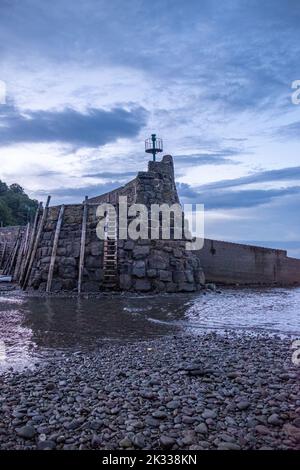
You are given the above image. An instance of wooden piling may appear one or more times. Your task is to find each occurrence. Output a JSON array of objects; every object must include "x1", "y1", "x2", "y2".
[
  {"x1": 0, "y1": 242, "x2": 7, "y2": 271},
  {"x1": 78, "y1": 196, "x2": 88, "y2": 294},
  {"x1": 14, "y1": 223, "x2": 30, "y2": 281},
  {"x1": 8, "y1": 232, "x2": 21, "y2": 276},
  {"x1": 46, "y1": 205, "x2": 65, "y2": 293},
  {"x1": 20, "y1": 202, "x2": 43, "y2": 286},
  {"x1": 22, "y1": 196, "x2": 51, "y2": 289},
  {"x1": 3, "y1": 229, "x2": 21, "y2": 275}
]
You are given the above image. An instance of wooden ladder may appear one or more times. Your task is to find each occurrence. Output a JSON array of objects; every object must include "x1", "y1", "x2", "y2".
[{"x1": 102, "y1": 206, "x2": 118, "y2": 289}]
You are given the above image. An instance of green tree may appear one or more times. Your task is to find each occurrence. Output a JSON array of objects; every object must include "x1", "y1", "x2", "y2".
[{"x1": 0, "y1": 179, "x2": 38, "y2": 226}]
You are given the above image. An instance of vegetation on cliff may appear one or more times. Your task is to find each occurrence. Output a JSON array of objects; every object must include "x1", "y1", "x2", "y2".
[{"x1": 0, "y1": 180, "x2": 38, "y2": 226}]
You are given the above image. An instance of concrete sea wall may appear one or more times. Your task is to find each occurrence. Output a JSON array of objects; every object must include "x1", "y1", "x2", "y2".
[{"x1": 198, "y1": 239, "x2": 300, "y2": 285}]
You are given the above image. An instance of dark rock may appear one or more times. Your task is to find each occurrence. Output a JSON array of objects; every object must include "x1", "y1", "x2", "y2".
[{"x1": 16, "y1": 425, "x2": 36, "y2": 440}]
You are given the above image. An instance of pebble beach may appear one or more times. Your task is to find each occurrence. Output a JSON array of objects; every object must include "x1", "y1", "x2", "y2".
[{"x1": 0, "y1": 332, "x2": 299, "y2": 450}]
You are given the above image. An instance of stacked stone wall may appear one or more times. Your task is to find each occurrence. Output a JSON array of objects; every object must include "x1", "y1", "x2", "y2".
[
  {"x1": 27, "y1": 155, "x2": 205, "y2": 292},
  {"x1": 0, "y1": 226, "x2": 25, "y2": 268}
]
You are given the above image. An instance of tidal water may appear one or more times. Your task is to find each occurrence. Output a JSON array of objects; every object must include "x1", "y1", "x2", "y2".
[{"x1": 0, "y1": 287, "x2": 299, "y2": 371}]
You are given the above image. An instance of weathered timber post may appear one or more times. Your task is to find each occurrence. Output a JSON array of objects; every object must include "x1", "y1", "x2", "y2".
[
  {"x1": 78, "y1": 196, "x2": 88, "y2": 294},
  {"x1": 4, "y1": 229, "x2": 21, "y2": 275},
  {"x1": 46, "y1": 205, "x2": 65, "y2": 293},
  {"x1": 0, "y1": 242, "x2": 7, "y2": 270},
  {"x1": 22, "y1": 196, "x2": 51, "y2": 289},
  {"x1": 14, "y1": 223, "x2": 30, "y2": 281},
  {"x1": 20, "y1": 202, "x2": 43, "y2": 286}
]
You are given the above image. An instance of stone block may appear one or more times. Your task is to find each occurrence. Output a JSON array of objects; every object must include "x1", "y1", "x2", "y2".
[
  {"x1": 51, "y1": 280, "x2": 63, "y2": 292},
  {"x1": 159, "y1": 270, "x2": 172, "y2": 282},
  {"x1": 124, "y1": 240, "x2": 134, "y2": 250},
  {"x1": 82, "y1": 281, "x2": 100, "y2": 292},
  {"x1": 166, "y1": 282, "x2": 177, "y2": 293},
  {"x1": 133, "y1": 245, "x2": 150, "y2": 259},
  {"x1": 60, "y1": 257, "x2": 77, "y2": 267},
  {"x1": 173, "y1": 248, "x2": 183, "y2": 258},
  {"x1": 173, "y1": 271, "x2": 186, "y2": 283},
  {"x1": 132, "y1": 260, "x2": 146, "y2": 278},
  {"x1": 62, "y1": 279, "x2": 76, "y2": 290},
  {"x1": 88, "y1": 269, "x2": 103, "y2": 281},
  {"x1": 119, "y1": 274, "x2": 132, "y2": 290},
  {"x1": 90, "y1": 241, "x2": 103, "y2": 256},
  {"x1": 178, "y1": 282, "x2": 196, "y2": 292},
  {"x1": 195, "y1": 269, "x2": 205, "y2": 285},
  {"x1": 153, "y1": 280, "x2": 166, "y2": 292},
  {"x1": 147, "y1": 269, "x2": 157, "y2": 278},
  {"x1": 186, "y1": 270, "x2": 194, "y2": 283},
  {"x1": 148, "y1": 255, "x2": 167, "y2": 270},
  {"x1": 58, "y1": 265, "x2": 77, "y2": 279},
  {"x1": 85, "y1": 256, "x2": 101, "y2": 268},
  {"x1": 57, "y1": 247, "x2": 67, "y2": 256},
  {"x1": 134, "y1": 279, "x2": 151, "y2": 291}
]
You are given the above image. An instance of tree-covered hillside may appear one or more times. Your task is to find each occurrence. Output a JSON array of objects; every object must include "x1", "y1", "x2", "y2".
[{"x1": 0, "y1": 180, "x2": 38, "y2": 226}]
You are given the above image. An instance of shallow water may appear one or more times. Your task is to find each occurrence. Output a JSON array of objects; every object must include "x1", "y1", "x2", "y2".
[{"x1": 0, "y1": 287, "x2": 299, "y2": 371}]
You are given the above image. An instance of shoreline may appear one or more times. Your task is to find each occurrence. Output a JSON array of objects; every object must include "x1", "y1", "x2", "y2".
[
  {"x1": 0, "y1": 332, "x2": 299, "y2": 450},
  {"x1": 1, "y1": 281, "x2": 299, "y2": 300}
]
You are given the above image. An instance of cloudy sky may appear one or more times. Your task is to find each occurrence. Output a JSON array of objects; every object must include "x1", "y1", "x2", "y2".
[{"x1": 0, "y1": 0, "x2": 300, "y2": 256}]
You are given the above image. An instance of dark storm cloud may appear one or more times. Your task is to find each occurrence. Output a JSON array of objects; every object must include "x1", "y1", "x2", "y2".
[
  {"x1": 196, "y1": 166, "x2": 300, "y2": 192},
  {"x1": 177, "y1": 183, "x2": 300, "y2": 209},
  {"x1": 83, "y1": 171, "x2": 137, "y2": 179},
  {"x1": 1, "y1": 0, "x2": 300, "y2": 113},
  {"x1": 174, "y1": 149, "x2": 241, "y2": 167},
  {"x1": 177, "y1": 164, "x2": 300, "y2": 208},
  {"x1": 0, "y1": 103, "x2": 148, "y2": 147},
  {"x1": 277, "y1": 121, "x2": 300, "y2": 140},
  {"x1": 34, "y1": 181, "x2": 123, "y2": 204}
]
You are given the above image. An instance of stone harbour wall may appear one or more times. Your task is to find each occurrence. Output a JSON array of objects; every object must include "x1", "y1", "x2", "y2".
[
  {"x1": 118, "y1": 238, "x2": 204, "y2": 293},
  {"x1": 6, "y1": 153, "x2": 300, "y2": 291},
  {"x1": 28, "y1": 155, "x2": 205, "y2": 292},
  {"x1": 29, "y1": 204, "x2": 104, "y2": 292},
  {"x1": 28, "y1": 204, "x2": 204, "y2": 293}
]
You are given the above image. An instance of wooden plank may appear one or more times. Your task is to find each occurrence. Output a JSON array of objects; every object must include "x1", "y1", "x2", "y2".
[
  {"x1": 46, "y1": 205, "x2": 65, "y2": 293},
  {"x1": 78, "y1": 196, "x2": 88, "y2": 294},
  {"x1": 20, "y1": 202, "x2": 43, "y2": 286},
  {"x1": 22, "y1": 196, "x2": 51, "y2": 289}
]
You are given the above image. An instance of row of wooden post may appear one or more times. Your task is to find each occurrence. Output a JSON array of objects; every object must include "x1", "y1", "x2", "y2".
[
  {"x1": 1, "y1": 195, "x2": 92, "y2": 293},
  {"x1": 44, "y1": 196, "x2": 89, "y2": 293}
]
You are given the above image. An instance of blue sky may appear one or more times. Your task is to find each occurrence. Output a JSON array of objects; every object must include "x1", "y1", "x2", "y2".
[{"x1": 0, "y1": 0, "x2": 300, "y2": 257}]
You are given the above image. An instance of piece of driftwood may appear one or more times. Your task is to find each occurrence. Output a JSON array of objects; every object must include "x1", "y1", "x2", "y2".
[
  {"x1": 78, "y1": 196, "x2": 88, "y2": 294},
  {"x1": 46, "y1": 205, "x2": 65, "y2": 293},
  {"x1": 22, "y1": 196, "x2": 51, "y2": 289}
]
